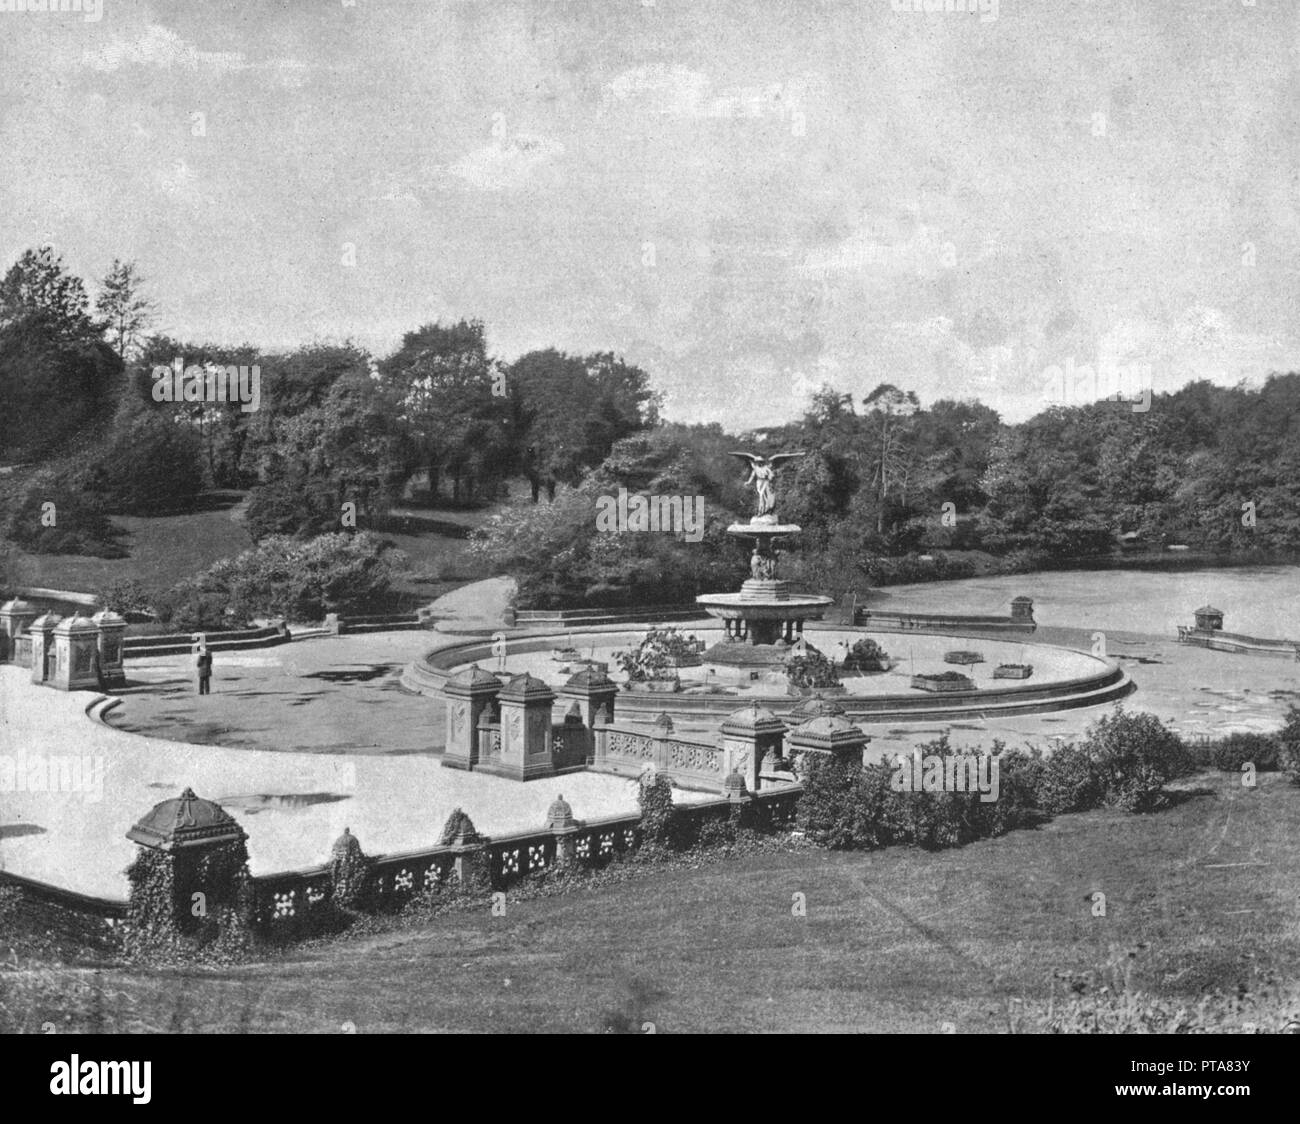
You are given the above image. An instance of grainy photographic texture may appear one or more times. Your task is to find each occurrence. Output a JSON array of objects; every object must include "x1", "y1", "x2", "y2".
[{"x1": 1, "y1": 0, "x2": 1299, "y2": 1073}]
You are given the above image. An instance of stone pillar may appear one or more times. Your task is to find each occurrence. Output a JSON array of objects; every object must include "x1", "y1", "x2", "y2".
[
  {"x1": 28, "y1": 613, "x2": 61, "y2": 684},
  {"x1": 720, "y1": 703, "x2": 787, "y2": 793},
  {"x1": 50, "y1": 614, "x2": 99, "y2": 692},
  {"x1": 126, "y1": 787, "x2": 249, "y2": 934},
  {"x1": 91, "y1": 608, "x2": 127, "y2": 688},
  {"x1": 489, "y1": 672, "x2": 556, "y2": 781},
  {"x1": 787, "y1": 715, "x2": 871, "y2": 770},
  {"x1": 0, "y1": 599, "x2": 37, "y2": 663},
  {"x1": 547, "y1": 794, "x2": 579, "y2": 867},
  {"x1": 439, "y1": 809, "x2": 488, "y2": 887},
  {"x1": 477, "y1": 706, "x2": 501, "y2": 765},
  {"x1": 1011, "y1": 596, "x2": 1035, "y2": 625},
  {"x1": 591, "y1": 705, "x2": 611, "y2": 768},
  {"x1": 329, "y1": 827, "x2": 370, "y2": 910},
  {"x1": 558, "y1": 667, "x2": 619, "y2": 728},
  {"x1": 441, "y1": 664, "x2": 503, "y2": 771}
]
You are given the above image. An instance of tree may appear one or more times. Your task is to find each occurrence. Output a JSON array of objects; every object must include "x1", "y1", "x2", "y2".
[
  {"x1": 507, "y1": 349, "x2": 657, "y2": 502},
  {"x1": 0, "y1": 246, "x2": 97, "y2": 342},
  {"x1": 862, "y1": 383, "x2": 920, "y2": 535},
  {"x1": 246, "y1": 369, "x2": 406, "y2": 539},
  {"x1": 84, "y1": 412, "x2": 204, "y2": 514},
  {"x1": 96, "y1": 259, "x2": 155, "y2": 361},
  {"x1": 380, "y1": 320, "x2": 510, "y2": 503},
  {"x1": 0, "y1": 248, "x2": 120, "y2": 459}
]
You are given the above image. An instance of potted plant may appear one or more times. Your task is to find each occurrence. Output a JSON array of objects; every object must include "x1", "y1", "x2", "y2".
[
  {"x1": 615, "y1": 627, "x2": 692, "y2": 692},
  {"x1": 784, "y1": 649, "x2": 846, "y2": 696},
  {"x1": 842, "y1": 637, "x2": 891, "y2": 673}
]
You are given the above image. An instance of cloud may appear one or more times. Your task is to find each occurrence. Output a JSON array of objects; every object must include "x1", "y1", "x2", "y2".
[
  {"x1": 77, "y1": 24, "x2": 309, "y2": 84},
  {"x1": 603, "y1": 64, "x2": 809, "y2": 125},
  {"x1": 604, "y1": 65, "x2": 713, "y2": 116},
  {"x1": 442, "y1": 134, "x2": 564, "y2": 193},
  {"x1": 81, "y1": 24, "x2": 249, "y2": 74},
  {"x1": 801, "y1": 220, "x2": 954, "y2": 279}
]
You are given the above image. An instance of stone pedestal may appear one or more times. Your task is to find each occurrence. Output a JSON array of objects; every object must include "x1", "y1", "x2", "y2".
[
  {"x1": 1194, "y1": 604, "x2": 1224, "y2": 632},
  {"x1": 0, "y1": 599, "x2": 37, "y2": 663},
  {"x1": 788, "y1": 714, "x2": 871, "y2": 768},
  {"x1": 558, "y1": 667, "x2": 619, "y2": 727},
  {"x1": 556, "y1": 668, "x2": 618, "y2": 766},
  {"x1": 50, "y1": 614, "x2": 99, "y2": 691},
  {"x1": 720, "y1": 703, "x2": 787, "y2": 793},
  {"x1": 1011, "y1": 596, "x2": 1035, "y2": 625},
  {"x1": 91, "y1": 608, "x2": 127, "y2": 688},
  {"x1": 28, "y1": 613, "x2": 61, "y2": 684},
  {"x1": 484, "y1": 673, "x2": 557, "y2": 781},
  {"x1": 126, "y1": 787, "x2": 249, "y2": 933},
  {"x1": 442, "y1": 664, "x2": 503, "y2": 771},
  {"x1": 548, "y1": 795, "x2": 580, "y2": 867}
]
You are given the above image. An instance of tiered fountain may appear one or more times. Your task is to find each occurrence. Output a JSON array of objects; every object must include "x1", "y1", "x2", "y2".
[{"x1": 695, "y1": 451, "x2": 833, "y2": 669}]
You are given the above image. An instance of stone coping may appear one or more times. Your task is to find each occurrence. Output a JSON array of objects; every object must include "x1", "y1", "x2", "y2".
[{"x1": 406, "y1": 625, "x2": 1132, "y2": 721}]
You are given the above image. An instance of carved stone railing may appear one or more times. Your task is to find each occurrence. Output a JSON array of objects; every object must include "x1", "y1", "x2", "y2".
[
  {"x1": 1177, "y1": 625, "x2": 1299, "y2": 657},
  {"x1": 246, "y1": 785, "x2": 802, "y2": 937},
  {"x1": 592, "y1": 722, "x2": 726, "y2": 789}
]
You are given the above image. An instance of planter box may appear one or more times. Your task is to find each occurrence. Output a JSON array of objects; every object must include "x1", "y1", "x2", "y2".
[
  {"x1": 911, "y1": 673, "x2": 974, "y2": 693},
  {"x1": 993, "y1": 664, "x2": 1033, "y2": 679},
  {"x1": 943, "y1": 650, "x2": 985, "y2": 665},
  {"x1": 786, "y1": 684, "x2": 848, "y2": 697}
]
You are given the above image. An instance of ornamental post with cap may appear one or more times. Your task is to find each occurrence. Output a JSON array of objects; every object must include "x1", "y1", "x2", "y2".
[{"x1": 125, "y1": 787, "x2": 249, "y2": 934}]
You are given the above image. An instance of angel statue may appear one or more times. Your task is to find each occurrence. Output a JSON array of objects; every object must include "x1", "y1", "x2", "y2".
[{"x1": 728, "y1": 451, "x2": 805, "y2": 519}]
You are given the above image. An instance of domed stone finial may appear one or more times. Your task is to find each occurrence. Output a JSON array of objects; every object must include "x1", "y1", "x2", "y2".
[
  {"x1": 724, "y1": 771, "x2": 749, "y2": 801},
  {"x1": 332, "y1": 826, "x2": 363, "y2": 859},
  {"x1": 654, "y1": 712, "x2": 674, "y2": 733},
  {"x1": 547, "y1": 793, "x2": 576, "y2": 830},
  {"x1": 439, "y1": 807, "x2": 480, "y2": 846}
]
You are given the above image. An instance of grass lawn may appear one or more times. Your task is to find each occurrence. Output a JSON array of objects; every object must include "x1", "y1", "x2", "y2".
[
  {"x1": 3, "y1": 771, "x2": 1297, "y2": 1033},
  {"x1": 9, "y1": 492, "x2": 253, "y2": 595},
  {"x1": 8, "y1": 489, "x2": 508, "y2": 606}
]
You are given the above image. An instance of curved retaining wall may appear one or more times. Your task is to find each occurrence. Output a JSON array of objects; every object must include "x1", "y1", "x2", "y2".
[{"x1": 404, "y1": 626, "x2": 1134, "y2": 723}]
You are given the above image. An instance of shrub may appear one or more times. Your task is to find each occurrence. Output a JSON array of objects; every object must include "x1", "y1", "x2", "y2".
[
  {"x1": 1080, "y1": 706, "x2": 1188, "y2": 813},
  {"x1": 153, "y1": 583, "x2": 247, "y2": 632},
  {"x1": 0, "y1": 468, "x2": 124, "y2": 557},
  {"x1": 1202, "y1": 732, "x2": 1279, "y2": 773},
  {"x1": 615, "y1": 627, "x2": 697, "y2": 682},
  {"x1": 1037, "y1": 743, "x2": 1104, "y2": 814},
  {"x1": 970, "y1": 744, "x2": 1041, "y2": 837},
  {"x1": 163, "y1": 531, "x2": 405, "y2": 623},
  {"x1": 96, "y1": 577, "x2": 154, "y2": 616},
  {"x1": 798, "y1": 736, "x2": 1037, "y2": 852},
  {"x1": 84, "y1": 413, "x2": 203, "y2": 515},
  {"x1": 244, "y1": 473, "x2": 341, "y2": 542},
  {"x1": 785, "y1": 648, "x2": 840, "y2": 689},
  {"x1": 1279, "y1": 706, "x2": 1300, "y2": 786},
  {"x1": 795, "y1": 752, "x2": 861, "y2": 849}
]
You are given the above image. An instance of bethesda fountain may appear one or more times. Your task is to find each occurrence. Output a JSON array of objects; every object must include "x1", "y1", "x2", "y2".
[{"x1": 695, "y1": 451, "x2": 833, "y2": 669}]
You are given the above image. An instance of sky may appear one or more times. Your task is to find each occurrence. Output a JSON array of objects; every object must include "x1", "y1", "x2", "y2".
[{"x1": 1, "y1": 0, "x2": 1298, "y2": 428}]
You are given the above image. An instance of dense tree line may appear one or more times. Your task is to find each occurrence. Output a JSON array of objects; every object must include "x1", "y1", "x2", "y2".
[
  {"x1": 0, "y1": 248, "x2": 659, "y2": 556},
  {"x1": 3, "y1": 245, "x2": 1300, "y2": 611}
]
